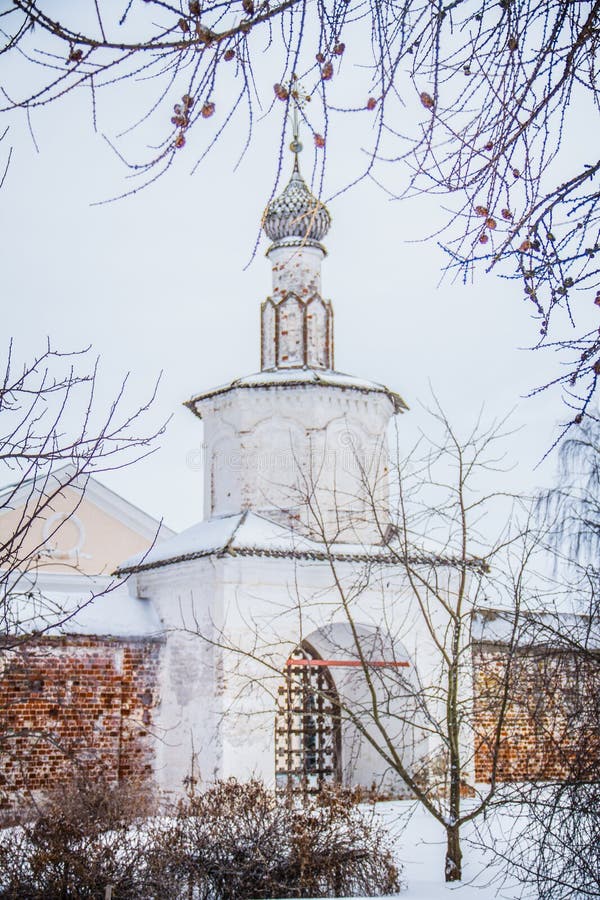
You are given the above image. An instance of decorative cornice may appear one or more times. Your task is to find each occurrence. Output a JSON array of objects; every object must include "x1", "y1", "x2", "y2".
[
  {"x1": 116, "y1": 543, "x2": 484, "y2": 576},
  {"x1": 185, "y1": 372, "x2": 408, "y2": 420},
  {"x1": 266, "y1": 237, "x2": 327, "y2": 256}
]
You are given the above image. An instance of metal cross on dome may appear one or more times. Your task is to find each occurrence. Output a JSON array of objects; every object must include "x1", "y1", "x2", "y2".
[
  {"x1": 287, "y1": 79, "x2": 312, "y2": 171},
  {"x1": 289, "y1": 103, "x2": 303, "y2": 171}
]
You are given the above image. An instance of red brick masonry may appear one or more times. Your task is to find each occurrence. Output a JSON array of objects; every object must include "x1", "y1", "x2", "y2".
[
  {"x1": 2, "y1": 634, "x2": 597, "y2": 811},
  {"x1": 473, "y1": 643, "x2": 600, "y2": 783},
  {"x1": 0, "y1": 635, "x2": 162, "y2": 812}
]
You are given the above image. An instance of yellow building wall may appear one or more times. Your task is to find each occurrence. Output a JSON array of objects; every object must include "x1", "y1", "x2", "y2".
[{"x1": 0, "y1": 487, "x2": 153, "y2": 575}]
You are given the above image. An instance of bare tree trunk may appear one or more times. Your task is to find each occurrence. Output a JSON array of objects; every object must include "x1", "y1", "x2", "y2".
[{"x1": 445, "y1": 823, "x2": 462, "y2": 882}]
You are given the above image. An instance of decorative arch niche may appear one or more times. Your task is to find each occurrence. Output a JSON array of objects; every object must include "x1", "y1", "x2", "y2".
[
  {"x1": 277, "y1": 293, "x2": 305, "y2": 367},
  {"x1": 260, "y1": 292, "x2": 333, "y2": 371},
  {"x1": 306, "y1": 294, "x2": 332, "y2": 369}
]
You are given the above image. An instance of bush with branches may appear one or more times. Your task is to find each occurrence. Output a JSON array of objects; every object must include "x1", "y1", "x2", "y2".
[
  {"x1": 170, "y1": 779, "x2": 401, "y2": 898},
  {"x1": 0, "y1": 776, "x2": 155, "y2": 900},
  {"x1": 0, "y1": 777, "x2": 400, "y2": 899}
]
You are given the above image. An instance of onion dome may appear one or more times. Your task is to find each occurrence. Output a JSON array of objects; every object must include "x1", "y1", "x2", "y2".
[{"x1": 263, "y1": 144, "x2": 331, "y2": 247}]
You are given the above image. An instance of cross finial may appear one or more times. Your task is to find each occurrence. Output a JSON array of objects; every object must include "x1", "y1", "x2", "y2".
[{"x1": 289, "y1": 101, "x2": 303, "y2": 173}]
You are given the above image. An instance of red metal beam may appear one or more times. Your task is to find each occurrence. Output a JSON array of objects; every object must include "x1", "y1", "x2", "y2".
[{"x1": 286, "y1": 658, "x2": 409, "y2": 668}]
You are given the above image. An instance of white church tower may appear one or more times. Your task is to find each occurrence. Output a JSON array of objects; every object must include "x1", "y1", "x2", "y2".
[
  {"x1": 186, "y1": 134, "x2": 406, "y2": 545},
  {"x1": 120, "y1": 137, "x2": 443, "y2": 800}
]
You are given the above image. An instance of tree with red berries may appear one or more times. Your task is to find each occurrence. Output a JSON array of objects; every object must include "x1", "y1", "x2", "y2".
[{"x1": 2, "y1": 1, "x2": 599, "y2": 416}]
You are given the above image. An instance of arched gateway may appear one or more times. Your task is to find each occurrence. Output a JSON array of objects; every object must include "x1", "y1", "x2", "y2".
[{"x1": 276, "y1": 642, "x2": 342, "y2": 797}]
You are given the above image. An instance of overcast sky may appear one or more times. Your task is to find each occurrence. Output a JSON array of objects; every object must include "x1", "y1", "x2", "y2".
[{"x1": 0, "y1": 60, "x2": 582, "y2": 535}]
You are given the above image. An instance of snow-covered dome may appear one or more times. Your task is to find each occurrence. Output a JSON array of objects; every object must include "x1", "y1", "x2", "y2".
[{"x1": 263, "y1": 152, "x2": 331, "y2": 247}]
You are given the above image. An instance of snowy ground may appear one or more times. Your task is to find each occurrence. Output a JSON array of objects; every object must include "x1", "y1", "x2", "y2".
[
  {"x1": 293, "y1": 800, "x2": 535, "y2": 900},
  {"x1": 376, "y1": 800, "x2": 531, "y2": 899}
]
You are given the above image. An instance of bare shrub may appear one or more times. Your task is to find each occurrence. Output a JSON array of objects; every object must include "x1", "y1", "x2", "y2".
[
  {"x1": 0, "y1": 777, "x2": 400, "y2": 898},
  {"x1": 521, "y1": 781, "x2": 600, "y2": 900},
  {"x1": 0, "y1": 823, "x2": 150, "y2": 900},
  {"x1": 37, "y1": 773, "x2": 152, "y2": 833},
  {"x1": 168, "y1": 779, "x2": 401, "y2": 898},
  {"x1": 0, "y1": 776, "x2": 158, "y2": 900}
]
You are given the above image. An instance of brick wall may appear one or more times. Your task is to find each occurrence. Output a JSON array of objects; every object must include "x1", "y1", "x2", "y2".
[
  {"x1": 4, "y1": 633, "x2": 597, "y2": 810},
  {"x1": 473, "y1": 642, "x2": 600, "y2": 783},
  {"x1": 0, "y1": 635, "x2": 163, "y2": 813}
]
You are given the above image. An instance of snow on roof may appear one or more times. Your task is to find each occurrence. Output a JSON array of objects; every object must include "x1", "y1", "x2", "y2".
[
  {"x1": 118, "y1": 513, "x2": 246, "y2": 572},
  {"x1": 185, "y1": 368, "x2": 408, "y2": 417},
  {"x1": 4, "y1": 571, "x2": 162, "y2": 638},
  {"x1": 116, "y1": 510, "x2": 393, "y2": 574},
  {"x1": 116, "y1": 510, "x2": 477, "y2": 575},
  {"x1": 473, "y1": 606, "x2": 600, "y2": 648},
  {"x1": 0, "y1": 462, "x2": 175, "y2": 542}
]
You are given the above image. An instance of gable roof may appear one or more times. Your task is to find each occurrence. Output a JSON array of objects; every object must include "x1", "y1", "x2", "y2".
[{"x1": 0, "y1": 463, "x2": 175, "y2": 543}]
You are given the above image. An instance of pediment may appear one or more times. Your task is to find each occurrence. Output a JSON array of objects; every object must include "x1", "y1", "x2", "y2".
[{"x1": 0, "y1": 464, "x2": 174, "y2": 576}]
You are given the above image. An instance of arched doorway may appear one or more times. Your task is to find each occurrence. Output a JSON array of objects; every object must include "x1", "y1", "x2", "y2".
[{"x1": 275, "y1": 641, "x2": 341, "y2": 798}]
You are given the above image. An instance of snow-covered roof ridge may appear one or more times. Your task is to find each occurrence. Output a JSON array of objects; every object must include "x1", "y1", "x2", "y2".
[
  {"x1": 117, "y1": 513, "x2": 246, "y2": 573},
  {"x1": 0, "y1": 461, "x2": 176, "y2": 542},
  {"x1": 116, "y1": 510, "x2": 482, "y2": 575},
  {"x1": 185, "y1": 368, "x2": 408, "y2": 418}
]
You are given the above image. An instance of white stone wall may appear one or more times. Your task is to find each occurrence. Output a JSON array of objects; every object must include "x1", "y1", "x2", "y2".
[
  {"x1": 269, "y1": 244, "x2": 323, "y2": 299},
  {"x1": 212, "y1": 556, "x2": 473, "y2": 794},
  {"x1": 136, "y1": 559, "x2": 224, "y2": 799},
  {"x1": 136, "y1": 552, "x2": 470, "y2": 798},
  {"x1": 261, "y1": 242, "x2": 333, "y2": 370},
  {"x1": 199, "y1": 385, "x2": 395, "y2": 543}
]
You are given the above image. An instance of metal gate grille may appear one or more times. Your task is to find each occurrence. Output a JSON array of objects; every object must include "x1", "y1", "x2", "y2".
[{"x1": 275, "y1": 642, "x2": 341, "y2": 798}]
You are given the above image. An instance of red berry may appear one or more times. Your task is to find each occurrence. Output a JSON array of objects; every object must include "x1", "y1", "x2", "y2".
[{"x1": 321, "y1": 61, "x2": 333, "y2": 81}]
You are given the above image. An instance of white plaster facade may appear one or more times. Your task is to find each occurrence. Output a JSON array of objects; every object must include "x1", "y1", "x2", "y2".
[
  {"x1": 118, "y1": 150, "x2": 470, "y2": 801},
  {"x1": 193, "y1": 377, "x2": 399, "y2": 542}
]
